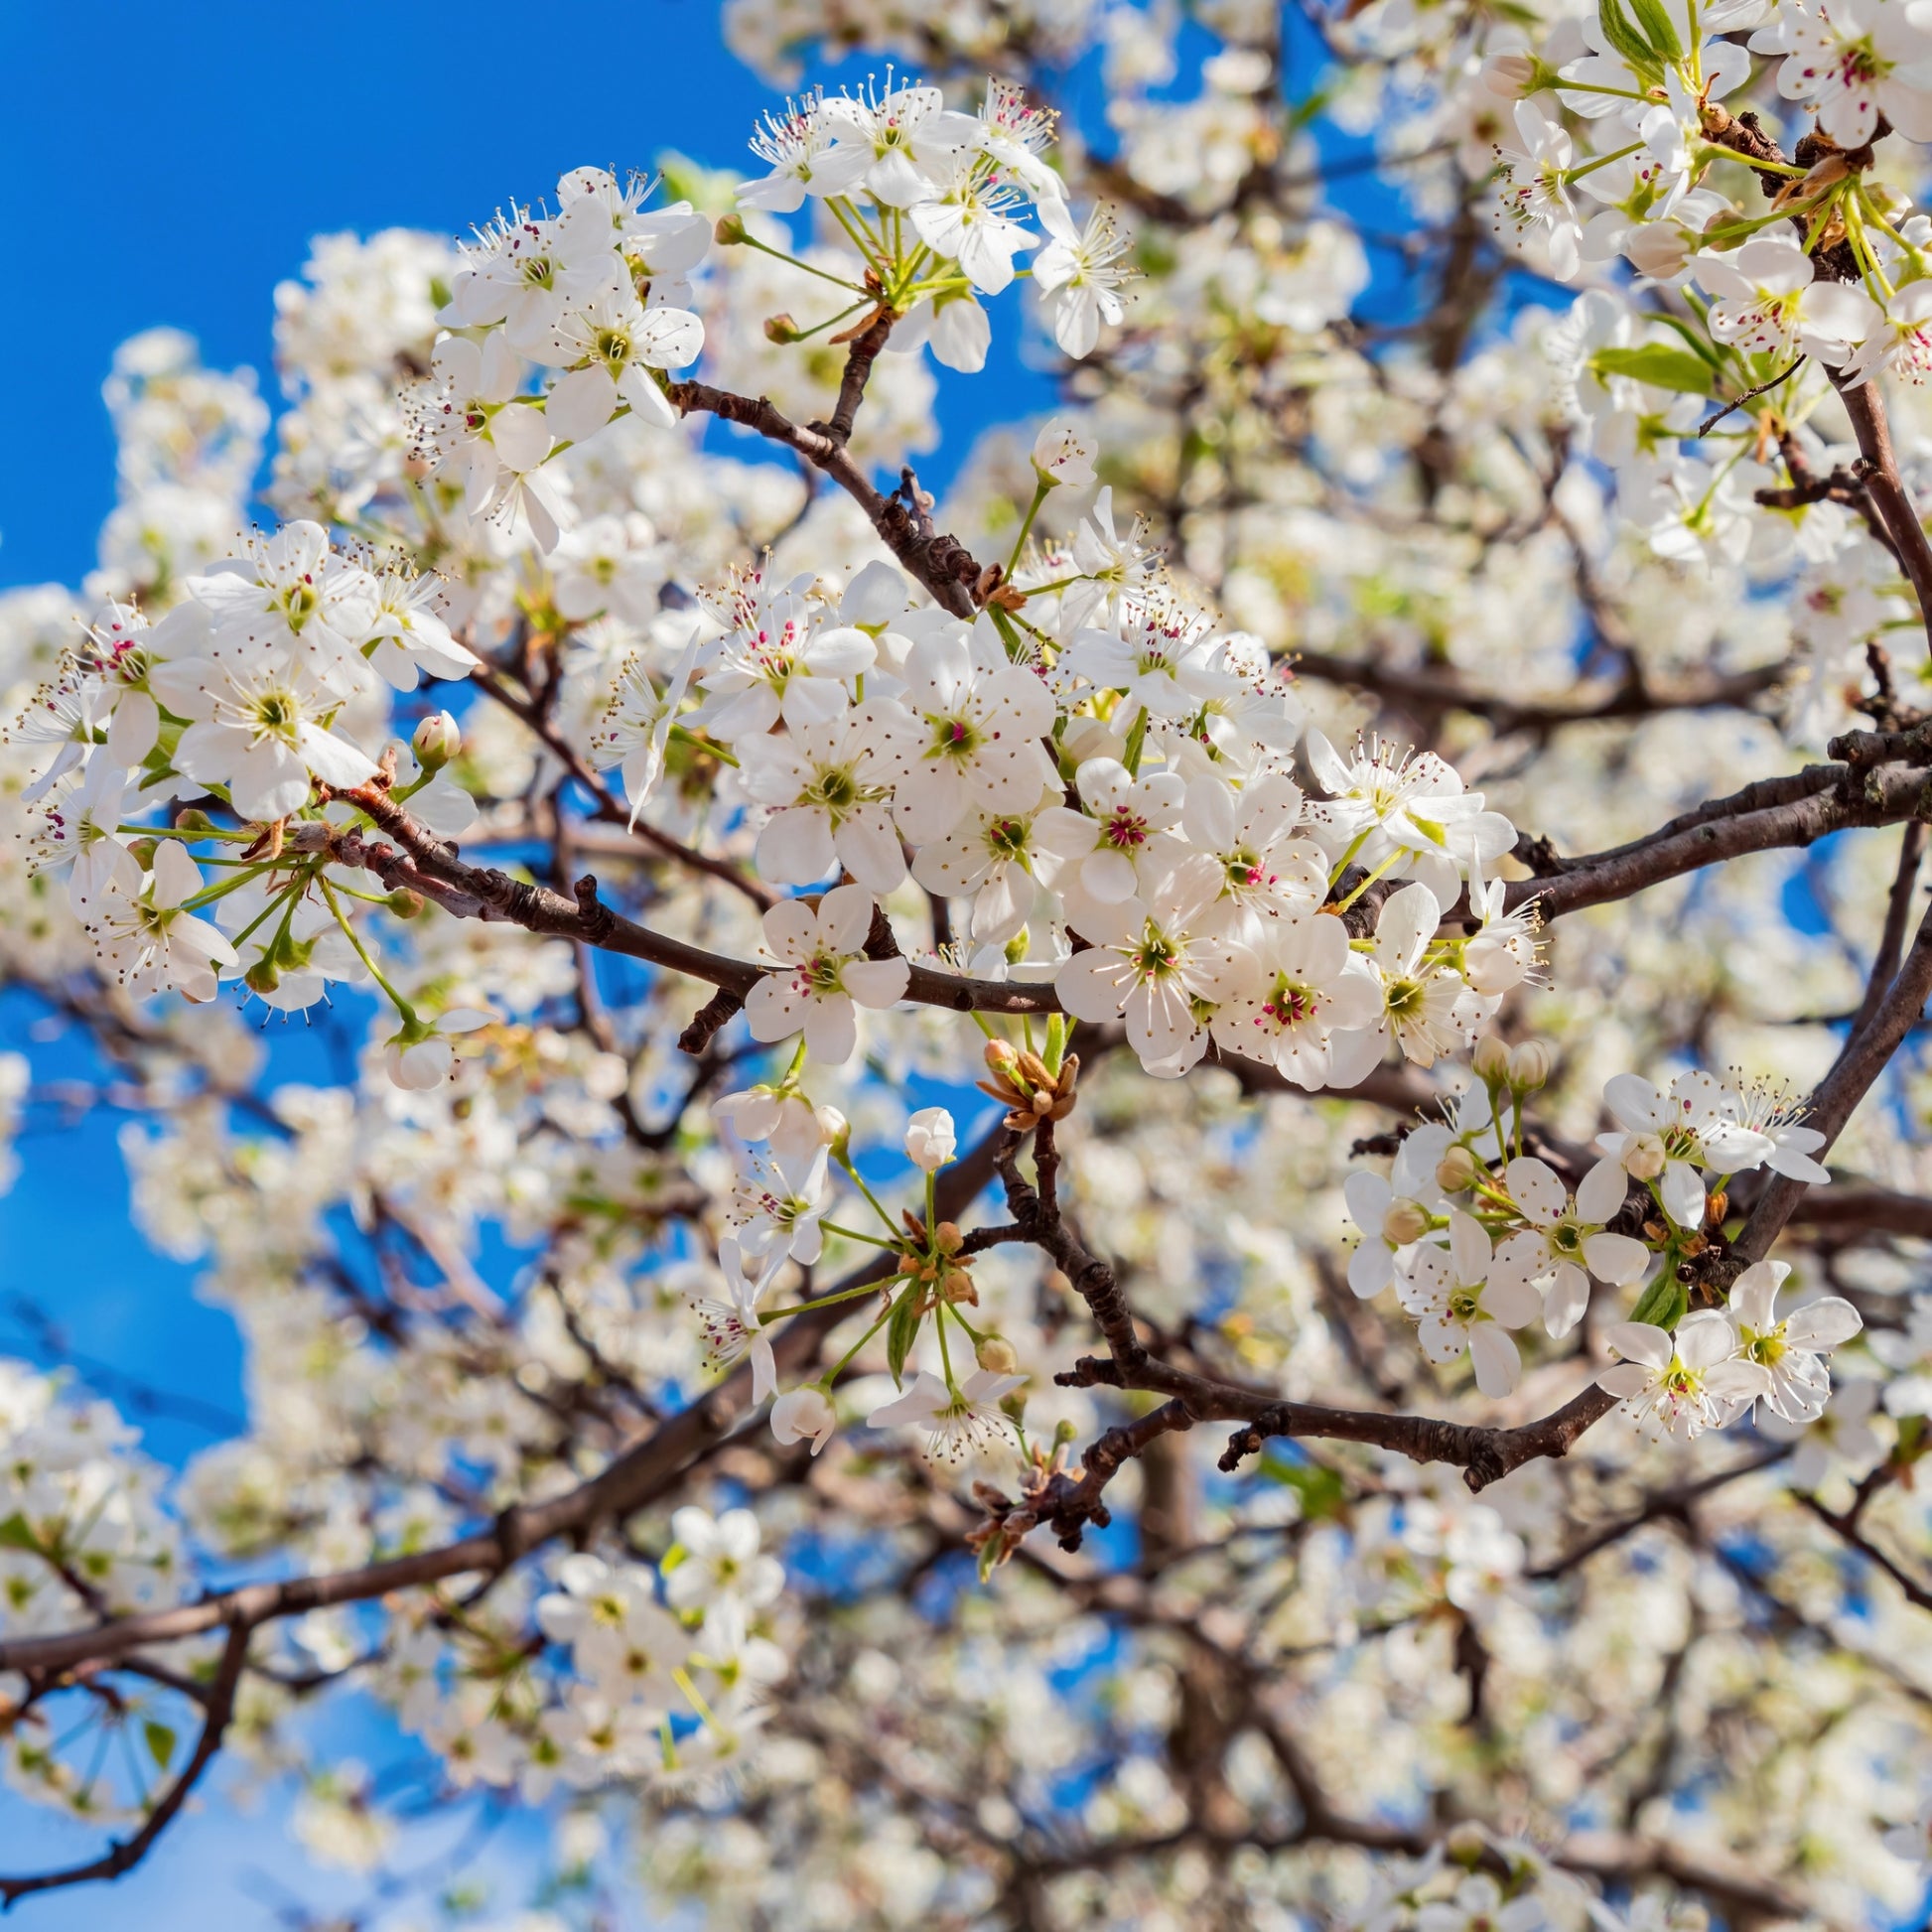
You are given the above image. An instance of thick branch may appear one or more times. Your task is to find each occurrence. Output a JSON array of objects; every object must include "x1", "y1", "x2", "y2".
[{"x1": 1505, "y1": 758, "x2": 1931, "y2": 920}]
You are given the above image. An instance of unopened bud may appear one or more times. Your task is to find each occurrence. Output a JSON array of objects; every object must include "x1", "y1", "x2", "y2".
[
  {"x1": 815, "y1": 1104, "x2": 849, "y2": 1157},
  {"x1": 244, "y1": 954, "x2": 282, "y2": 995},
  {"x1": 1384, "y1": 1199, "x2": 1430, "y2": 1245},
  {"x1": 1436, "y1": 1145, "x2": 1480, "y2": 1191},
  {"x1": 714, "y1": 213, "x2": 748, "y2": 245},
  {"x1": 984, "y1": 1038, "x2": 1021, "y2": 1075},
  {"x1": 1004, "y1": 927, "x2": 1030, "y2": 965},
  {"x1": 386, "y1": 889, "x2": 427, "y2": 919},
  {"x1": 976, "y1": 1336, "x2": 1019, "y2": 1375},
  {"x1": 1623, "y1": 1132, "x2": 1667, "y2": 1180},
  {"x1": 173, "y1": 808, "x2": 216, "y2": 836},
  {"x1": 1471, "y1": 1035, "x2": 1511, "y2": 1082},
  {"x1": 1625, "y1": 222, "x2": 1693, "y2": 281},
  {"x1": 762, "y1": 313, "x2": 800, "y2": 344},
  {"x1": 1479, "y1": 51, "x2": 1538, "y2": 97},
  {"x1": 129, "y1": 837, "x2": 159, "y2": 871},
  {"x1": 933, "y1": 1221, "x2": 963, "y2": 1255},
  {"x1": 412, "y1": 710, "x2": 462, "y2": 770},
  {"x1": 1507, "y1": 1038, "x2": 1553, "y2": 1091},
  {"x1": 942, "y1": 1268, "x2": 978, "y2": 1305}
]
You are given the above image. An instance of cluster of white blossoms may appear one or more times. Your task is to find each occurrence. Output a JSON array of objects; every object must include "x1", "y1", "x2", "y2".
[
  {"x1": 1472, "y1": 0, "x2": 1932, "y2": 739},
  {"x1": 590, "y1": 511, "x2": 1531, "y2": 1084},
  {"x1": 736, "y1": 73, "x2": 1130, "y2": 361},
  {"x1": 1344, "y1": 1054, "x2": 1859, "y2": 1423},
  {"x1": 383, "y1": 1507, "x2": 787, "y2": 1801}
]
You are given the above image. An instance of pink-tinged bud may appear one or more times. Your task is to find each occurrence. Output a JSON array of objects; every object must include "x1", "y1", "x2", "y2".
[
  {"x1": 1508, "y1": 1039, "x2": 1553, "y2": 1090},
  {"x1": 815, "y1": 1105, "x2": 849, "y2": 1155},
  {"x1": 1623, "y1": 1133, "x2": 1668, "y2": 1180},
  {"x1": 412, "y1": 710, "x2": 462, "y2": 770},
  {"x1": 1472, "y1": 1035, "x2": 1512, "y2": 1081},
  {"x1": 1481, "y1": 52, "x2": 1538, "y2": 96},
  {"x1": 1384, "y1": 1200, "x2": 1431, "y2": 1246},
  {"x1": 1437, "y1": 1145, "x2": 1480, "y2": 1191}
]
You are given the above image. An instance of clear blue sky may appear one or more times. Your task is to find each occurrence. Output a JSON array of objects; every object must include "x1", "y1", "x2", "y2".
[{"x1": 0, "y1": 4, "x2": 1051, "y2": 1923}]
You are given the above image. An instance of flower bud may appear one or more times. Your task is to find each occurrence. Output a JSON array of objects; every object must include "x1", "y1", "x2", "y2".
[
  {"x1": 769, "y1": 1385, "x2": 837, "y2": 1455},
  {"x1": 1623, "y1": 1132, "x2": 1667, "y2": 1180},
  {"x1": 1507, "y1": 1038, "x2": 1553, "y2": 1091},
  {"x1": 128, "y1": 837, "x2": 160, "y2": 872},
  {"x1": 1624, "y1": 222, "x2": 1693, "y2": 281},
  {"x1": 976, "y1": 1336, "x2": 1019, "y2": 1375},
  {"x1": 1384, "y1": 1199, "x2": 1430, "y2": 1246},
  {"x1": 1436, "y1": 1145, "x2": 1480, "y2": 1191},
  {"x1": 386, "y1": 889, "x2": 427, "y2": 919},
  {"x1": 1479, "y1": 51, "x2": 1538, "y2": 97},
  {"x1": 904, "y1": 1105, "x2": 957, "y2": 1173},
  {"x1": 942, "y1": 1268, "x2": 978, "y2": 1305},
  {"x1": 714, "y1": 212, "x2": 748, "y2": 245},
  {"x1": 984, "y1": 1038, "x2": 1021, "y2": 1075},
  {"x1": 173, "y1": 808, "x2": 216, "y2": 836},
  {"x1": 814, "y1": 1104, "x2": 849, "y2": 1157},
  {"x1": 933, "y1": 1221, "x2": 964, "y2": 1255},
  {"x1": 762, "y1": 313, "x2": 800, "y2": 344},
  {"x1": 1471, "y1": 1035, "x2": 1511, "y2": 1081},
  {"x1": 244, "y1": 953, "x2": 282, "y2": 995},
  {"x1": 412, "y1": 710, "x2": 462, "y2": 770}
]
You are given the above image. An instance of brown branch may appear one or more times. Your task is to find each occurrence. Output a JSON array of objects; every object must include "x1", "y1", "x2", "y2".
[
  {"x1": 1832, "y1": 371, "x2": 1932, "y2": 640},
  {"x1": 1527, "y1": 1449, "x2": 1792, "y2": 1580},
  {"x1": 817, "y1": 306, "x2": 895, "y2": 447},
  {"x1": 469, "y1": 667, "x2": 773, "y2": 909},
  {"x1": 1294, "y1": 651, "x2": 1785, "y2": 735},
  {"x1": 325, "y1": 784, "x2": 1060, "y2": 1017},
  {"x1": 1721, "y1": 893, "x2": 1932, "y2": 1278},
  {"x1": 1850, "y1": 819, "x2": 1927, "y2": 1035},
  {"x1": 667, "y1": 377, "x2": 982, "y2": 619},
  {"x1": 0, "y1": 1618, "x2": 250, "y2": 1905},
  {"x1": 1796, "y1": 1491, "x2": 1932, "y2": 1610},
  {"x1": 1505, "y1": 758, "x2": 1932, "y2": 920}
]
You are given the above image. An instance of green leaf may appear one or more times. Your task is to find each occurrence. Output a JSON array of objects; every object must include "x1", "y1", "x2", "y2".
[
  {"x1": 1593, "y1": 0, "x2": 1665, "y2": 76},
  {"x1": 143, "y1": 1721, "x2": 177, "y2": 1772},
  {"x1": 1592, "y1": 345, "x2": 1721, "y2": 397},
  {"x1": 1627, "y1": 0, "x2": 1686, "y2": 62},
  {"x1": 886, "y1": 1284, "x2": 922, "y2": 1387},
  {"x1": 976, "y1": 1530, "x2": 1007, "y2": 1584},
  {"x1": 1260, "y1": 1455, "x2": 1348, "y2": 1522},
  {"x1": 1627, "y1": 1274, "x2": 1688, "y2": 1330},
  {"x1": 0, "y1": 1512, "x2": 40, "y2": 1554}
]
